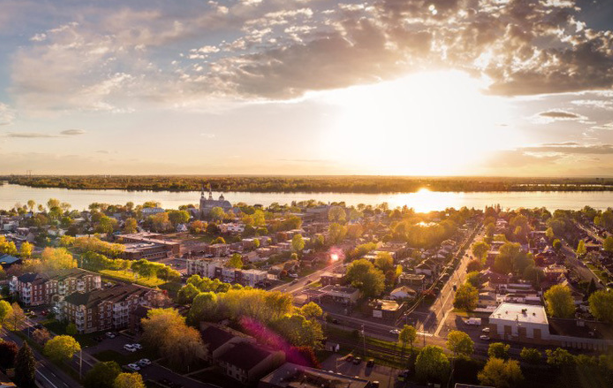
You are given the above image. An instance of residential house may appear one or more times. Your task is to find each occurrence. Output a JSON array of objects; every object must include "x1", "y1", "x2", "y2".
[
  {"x1": 216, "y1": 342, "x2": 285, "y2": 384},
  {"x1": 258, "y1": 362, "x2": 371, "y2": 388}
]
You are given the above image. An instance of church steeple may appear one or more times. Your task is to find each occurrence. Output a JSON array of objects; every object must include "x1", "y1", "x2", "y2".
[
  {"x1": 200, "y1": 186, "x2": 205, "y2": 198},
  {"x1": 208, "y1": 186, "x2": 213, "y2": 200}
]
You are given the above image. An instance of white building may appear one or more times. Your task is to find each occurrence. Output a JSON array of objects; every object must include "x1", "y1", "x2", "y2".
[
  {"x1": 187, "y1": 258, "x2": 224, "y2": 278},
  {"x1": 240, "y1": 269, "x2": 268, "y2": 287},
  {"x1": 489, "y1": 303, "x2": 550, "y2": 342}
]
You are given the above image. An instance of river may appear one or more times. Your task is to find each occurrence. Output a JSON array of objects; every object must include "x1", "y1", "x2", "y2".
[{"x1": 0, "y1": 183, "x2": 612, "y2": 212}]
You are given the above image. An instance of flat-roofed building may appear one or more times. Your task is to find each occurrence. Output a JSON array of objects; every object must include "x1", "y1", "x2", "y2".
[
  {"x1": 489, "y1": 303, "x2": 549, "y2": 343},
  {"x1": 259, "y1": 362, "x2": 371, "y2": 388}
]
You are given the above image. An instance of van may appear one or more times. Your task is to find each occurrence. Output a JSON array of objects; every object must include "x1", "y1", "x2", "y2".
[{"x1": 465, "y1": 317, "x2": 482, "y2": 326}]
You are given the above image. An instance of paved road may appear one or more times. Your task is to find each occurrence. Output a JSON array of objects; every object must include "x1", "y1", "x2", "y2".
[
  {"x1": 1, "y1": 330, "x2": 81, "y2": 388},
  {"x1": 272, "y1": 260, "x2": 345, "y2": 295}
]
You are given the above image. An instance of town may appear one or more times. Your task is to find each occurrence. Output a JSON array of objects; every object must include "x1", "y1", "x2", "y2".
[{"x1": 0, "y1": 189, "x2": 612, "y2": 388}]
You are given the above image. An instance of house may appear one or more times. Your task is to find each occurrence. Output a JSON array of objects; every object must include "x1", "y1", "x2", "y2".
[
  {"x1": 320, "y1": 271, "x2": 344, "y2": 286},
  {"x1": 371, "y1": 299, "x2": 404, "y2": 321},
  {"x1": 0, "y1": 254, "x2": 21, "y2": 269},
  {"x1": 216, "y1": 342, "x2": 285, "y2": 384},
  {"x1": 390, "y1": 286, "x2": 417, "y2": 300},
  {"x1": 200, "y1": 323, "x2": 254, "y2": 361},
  {"x1": 258, "y1": 362, "x2": 371, "y2": 388},
  {"x1": 319, "y1": 285, "x2": 360, "y2": 305},
  {"x1": 398, "y1": 273, "x2": 426, "y2": 290}
]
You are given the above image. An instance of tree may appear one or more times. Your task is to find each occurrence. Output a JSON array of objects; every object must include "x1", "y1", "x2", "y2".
[
  {"x1": 446, "y1": 330, "x2": 474, "y2": 359},
  {"x1": 84, "y1": 361, "x2": 122, "y2": 388},
  {"x1": 271, "y1": 314, "x2": 324, "y2": 347},
  {"x1": 0, "y1": 300, "x2": 13, "y2": 326},
  {"x1": 478, "y1": 357, "x2": 523, "y2": 388},
  {"x1": 44, "y1": 335, "x2": 81, "y2": 363},
  {"x1": 227, "y1": 253, "x2": 243, "y2": 269},
  {"x1": 114, "y1": 373, "x2": 146, "y2": 388},
  {"x1": 466, "y1": 271, "x2": 482, "y2": 288},
  {"x1": 345, "y1": 259, "x2": 385, "y2": 297},
  {"x1": 546, "y1": 348, "x2": 575, "y2": 367},
  {"x1": 415, "y1": 345, "x2": 450, "y2": 383},
  {"x1": 209, "y1": 207, "x2": 225, "y2": 222},
  {"x1": 576, "y1": 240, "x2": 586, "y2": 256},
  {"x1": 0, "y1": 341, "x2": 18, "y2": 369},
  {"x1": 177, "y1": 283, "x2": 200, "y2": 305},
  {"x1": 588, "y1": 290, "x2": 613, "y2": 323},
  {"x1": 472, "y1": 241, "x2": 490, "y2": 261},
  {"x1": 544, "y1": 284, "x2": 575, "y2": 318},
  {"x1": 328, "y1": 206, "x2": 346, "y2": 223},
  {"x1": 14, "y1": 343, "x2": 36, "y2": 388},
  {"x1": 39, "y1": 247, "x2": 77, "y2": 273},
  {"x1": 291, "y1": 234, "x2": 305, "y2": 252},
  {"x1": 66, "y1": 322, "x2": 78, "y2": 336},
  {"x1": 168, "y1": 210, "x2": 190, "y2": 226},
  {"x1": 453, "y1": 283, "x2": 478, "y2": 311},
  {"x1": 5, "y1": 302, "x2": 25, "y2": 331},
  {"x1": 488, "y1": 342, "x2": 510, "y2": 360},
  {"x1": 552, "y1": 239, "x2": 562, "y2": 252},
  {"x1": 33, "y1": 328, "x2": 52, "y2": 345},
  {"x1": 603, "y1": 236, "x2": 613, "y2": 252},
  {"x1": 399, "y1": 324, "x2": 417, "y2": 352},
  {"x1": 123, "y1": 218, "x2": 138, "y2": 234},
  {"x1": 95, "y1": 216, "x2": 118, "y2": 234},
  {"x1": 520, "y1": 347, "x2": 541, "y2": 364},
  {"x1": 466, "y1": 259, "x2": 482, "y2": 273},
  {"x1": 300, "y1": 302, "x2": 323, "y2": 320},
  {"x1": 374, "y1": 252, "x2": 394, "y2": 273},
  {"x1": 19, "y1": 242, "x2": 33, "y2": 258},
  {"x1": 327, "y1": 223, "x2": 347, "y2": 244}
]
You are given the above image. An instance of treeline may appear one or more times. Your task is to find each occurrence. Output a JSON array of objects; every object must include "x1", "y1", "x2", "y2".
[{"x1": 6, "y1": 175, "x2": 613, "y2": 193}]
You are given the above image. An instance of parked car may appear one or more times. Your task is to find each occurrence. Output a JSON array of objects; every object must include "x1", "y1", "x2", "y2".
[
  {"x1": 132, "y1": 343, "x2": 143, "y2": 350},
  {"x1": 389, "y1": 329, "x2": 400, "y2": 335},
  {"x1": 127, "y1": 363, "x2": 140, "y2": 371},
  {"x1": 482, "y1": 327, "x2": 490, "y2": 333},
  {"x1": 105, "y1": 332, "x2": 116, "y2": 339},
  {"x1": 479, "y1": 335, "x2": 490, "y2": 341},
  {"x1": 124, "y1": 344, "x2": 137, "y2": 352},
  {"x1": 352, "y1": 357, "x2": 362, "y2": 365},
  {"x1": 138, "y1": 358, "x2": 151, "y2": 366}
]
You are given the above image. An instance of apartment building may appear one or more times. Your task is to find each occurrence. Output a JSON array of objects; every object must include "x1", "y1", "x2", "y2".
[{"x1": 9, "y1": 269, "x2": 102, "y2": 306}]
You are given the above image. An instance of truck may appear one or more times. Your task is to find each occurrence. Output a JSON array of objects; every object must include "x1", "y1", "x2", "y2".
[{"x1": 465, "y1": 317, "x2": 482, "y2": 326}]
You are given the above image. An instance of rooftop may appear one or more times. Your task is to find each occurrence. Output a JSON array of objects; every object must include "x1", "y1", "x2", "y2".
[
  {"x1": 259, "y1": 362, "x2": 370, "y2": 388},
  {"x1": 490, "y1": 303, "x2": 548, "y2": 325}
]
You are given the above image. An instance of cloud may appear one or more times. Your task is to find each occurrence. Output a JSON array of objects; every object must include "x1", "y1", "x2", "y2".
[
  {"x1": 60, "y1": 129, "x2": 86, "y2": 136},
  {"x1": 4, "y1": 132, "x2": 57, "y2": 138},
  {"x1": 0, "y1": 103, "x2": 16, "y2": 126},
  {"x1": 538, "y1": 110, "x2": 585, "y2": 120},
  {"x1": 521, "y1": 143, "x2": 613, "y2": 155}
]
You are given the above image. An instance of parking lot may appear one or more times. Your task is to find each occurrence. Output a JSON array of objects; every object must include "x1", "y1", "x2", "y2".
[{"x1": 321, "y1": 354, "x2": 403, "y2": 388}]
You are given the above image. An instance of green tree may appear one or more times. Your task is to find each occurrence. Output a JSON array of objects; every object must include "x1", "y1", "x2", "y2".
[
  {"x1": 588, "y1": 290, "x2": 613, "y2": 323},
  {"x1": 603, "y1": 236, "x2": 613, "y2": 253},
  {"x1": 345, "y1": 259, "x2": 385, "y2": 297},
  {"x1": 553, "y1": 239, "x2": 562, "y2": 252},
  {"x1": 415, "y1": 345, "x2": 450, "y2": 383},
  {"x1": 374, "y1": 252, "x2": 394, "y2": 273},
  {"x1": 466, "y1": 259, "x2": 482, "y2": 273},
  {"x1": 520, "y1": 347, "x2": 541, "y2": 364},
  {"x1": 44, "y1": 335, "x2": 81, "y2": 363},
  {"x1": 209, "y1": 207, "x2": 225, "y2": 222},
  {"x1": 114, "y1": 373, "x2": 146, "y2": 388},
  {"x1": 472, "y1": 241, "x2": 490, "y2": 261},
  {"x1": 84, "y1": 361, "x2": 122, "y2": 388},
  {"x1": 576, "y1": 240, "x2": 586, "y2": 256},
  {"x1": 0, "y1": 300, "x2": 13, "y2": 326},
  {"x1": 488, "y1": 342, "x2": 510, "y2": 360},
  {"x1": 291, "y1": 234, "x2": 305, "y2": 252},
  {"x1": 168, "y1": 210, "x2": 190, "y2": 226},
  {"x1": 466, "y1": 271, "x2": 482, "y2": 288},
  {"x1": 453, "y1": 283, "x2": 478, "y2": 311},
  {"x1": 328, "y1": 206, "x2": 346, "y2": 223},
  {"x1": 544, "y1": 284, "x2": 575, "y2": 318},
  {"x1": 227, "y1": 253, "x2": 243, "y2": 269},
  {"x1": 446, "y1": 330, "x2": 474, "y2": 359},
  {"x1": 177, "y1": 283, "x2": 200, "y2": 305},
  {"x1": 546, "y1": 348, "x2": 575, "y2": 367},
  {"x1": 399, "y1": 324, "x2": 417, "y2": 352},
  {"x1": 6, "y1": 302, "x2": 25, "y2": 331},
  {"x1": 300, "y1": 302, "x2": 323, "y2": 320},
  {"x1": 327, "y1": 223, "x2": 347, "y2": 244},
  {"x1": 15, "y1": 343, "x2": 36, "y2": 388},
  {"x1": 66, "y1": 322, "x2": 78, "y2": 336},
  {"x1": 478, "y1": 357, "x2": 524, "y2": 388}
]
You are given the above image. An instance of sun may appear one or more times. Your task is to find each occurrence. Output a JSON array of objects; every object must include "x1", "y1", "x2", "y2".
[{"x1": 318, "y1": 70, "x2": 520, "y2": 175}]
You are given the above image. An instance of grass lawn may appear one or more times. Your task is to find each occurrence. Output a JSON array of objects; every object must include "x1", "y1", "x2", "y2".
[
  {"x1": 586, "y1": 264, "x2": 611, "y2": 282},
  {"x1": 100, "y1": 270, "x2": 166, "y2": 287},
  {"x1": 43, "y1": 320, "x2": 98, "y2": 348},
  {"x1": 307, "y1": 281, "x2": 322, "y2": 289}
]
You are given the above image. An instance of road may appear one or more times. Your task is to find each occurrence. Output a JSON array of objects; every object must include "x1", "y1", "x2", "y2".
[{"x1": 272, "y1": 259, "x2": 345, "y2": 295}]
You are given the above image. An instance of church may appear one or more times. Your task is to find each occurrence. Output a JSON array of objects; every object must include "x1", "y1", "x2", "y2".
[{"x1": 198, "y1": 187, "x2": 233, "y2": 218}]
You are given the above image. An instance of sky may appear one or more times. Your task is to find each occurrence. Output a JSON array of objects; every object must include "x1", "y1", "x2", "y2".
[{"x1": 0, "y1": 0, "x2": 612, "y2": 176}]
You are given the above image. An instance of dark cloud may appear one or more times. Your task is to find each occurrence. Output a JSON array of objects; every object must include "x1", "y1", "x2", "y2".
[
  {"x1": 61, "y1": 129, "x2": 86, "y2": 135},
  {"x1": 4, "y1": 132, "x2": 57, "y2": 138},
  {"x1": 539, "y1": 110, "x2": 584, "y2": 120}
]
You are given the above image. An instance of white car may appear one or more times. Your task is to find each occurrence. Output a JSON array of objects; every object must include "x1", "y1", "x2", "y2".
[
  {"x1": 105, "y1": 332, "x2": 116, "y2": 338},
  {"x1": 127, "y1": 363, "x2": 141, "y2": 371},
  {"x1": 124, "y1": 344, "x2": 137, "y2": 352},
  {"x1": 479, "y1": 335, "x2": 490, "y2": 341},
  {"x1": 389, "y1": 329, "x2": 400, "y2": 335},
  {"x1": 132, "y1": 343, "x2": 143, "y2": 350},
  {"x1": 482, "y1": 327, "x2": 490, "y2": 333},
  {"x1": 138, "y1": 358, "x2": 151, "y2": 366}
]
